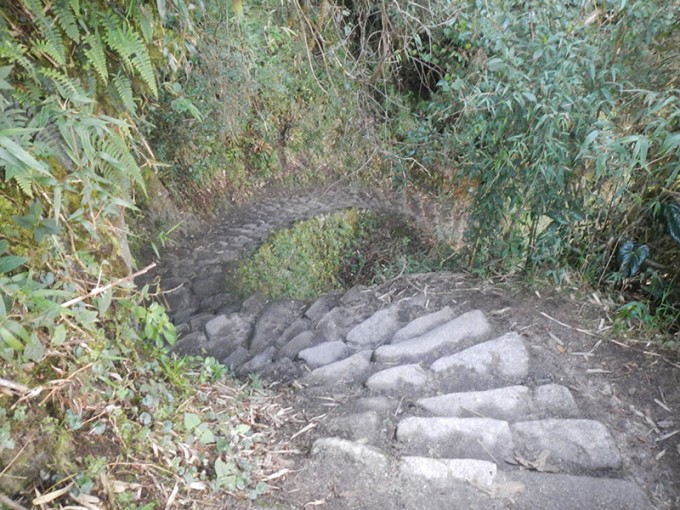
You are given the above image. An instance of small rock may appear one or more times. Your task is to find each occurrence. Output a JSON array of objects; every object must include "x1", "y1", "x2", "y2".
[
  {"x1": 204, "y1": 313, "x2": 252, "y2": 353},
  {"x1": 305, "y1": 293, "x2": 339, "y2": 322},
  {"x1": 222, "y1": 346, "x2": 250, "y2": 368},
  {"x1": 237, "y1": 346, "x2": 277, "y2": 375},
  {"x1": 417, "y1": 386, "x2": 530, "y2": 420},
  {"x1": 534, "y1": 384, "x2": 579, "y2": 417},
  {"x1": 274, "y1": 317, "x2": 311, "y2": 348},
  {"x1": 276, "y1": 331, "x2": 316, "y2": 361},
  {"x1": 365, "y1": 364, "x2": 428, "y2": 393},
  {"x1": 316, "y1": 307, "x2": 356, "y2": 342},
  {"x1": 250, "y1": 300, "x2": 305, "y2": 352},
  {"x1": 324, "y1": 411, "x2": 381, "y2": 441},
  {"x1": 298, "y1": 341, "x2": 349, "y2": 368},
  {"x1": 172, "y1": 331, "x2": 208, "y2": 356}
]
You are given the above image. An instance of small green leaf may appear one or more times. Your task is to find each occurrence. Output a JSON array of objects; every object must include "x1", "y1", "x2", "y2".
[
  {"x1": 98, "y1": 288, "x2": 112, "y2": 315},
  {"x1": 52, "y1": 324, "x2": 66, "y2": 346},
  {"x1": 617, "y1": 240, "x2": 649, "y2": 278},
  {"x1": 184, "y1": 412, "x2": 201, "y2": 431},
  {"x1": 0, "y1": 256, "x2": 26, "y2": 273}
]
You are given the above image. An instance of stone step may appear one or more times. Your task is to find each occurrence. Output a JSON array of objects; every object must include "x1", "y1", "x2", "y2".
[
  {"x1": 396, "y1": 416, "x2": 622, "y2": 473},
  {"x1": 373, "y1": 309, "x2": 492, "y2": 363},
  {"x1": 416, "y1": 384, "x2": 579, "y2": 420},
  {"x1": 399, "y1": 456, "x2": 651, "y2": 509}
]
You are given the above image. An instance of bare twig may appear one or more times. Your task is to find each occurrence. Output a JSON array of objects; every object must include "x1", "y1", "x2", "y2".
[
  {"x1": 0, "y1": 378, "x2": 30, "y2": 394},
  {"x1": 0, "y1": 493, "x2": 30, "y2": 510},
  {"x1": 61, "y1": 263, "x2": 156, "y2": 308}
]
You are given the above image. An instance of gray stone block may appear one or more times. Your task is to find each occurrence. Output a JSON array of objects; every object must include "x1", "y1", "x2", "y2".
[
  {"x1": 365, "y1": 364, "x2": 428, "y2": 392},
  {"x1": 392, "y1": 306, "x2": 456, "y2": 344},
  {"x1": 311, "y1": 437, "x2": 389, "y2": 471},
  {"x1": 304, "y1": 350, "x2": 373, "y2": 385},
  {"x1": 346, "y1": 306, "x2": 402, "y2": 350},
  {"x1": 298, "y1": 340, "x2": 349, "y2": 368},
  {"x1": 276, "y1": 330, "x2": 316, "y2": 361},
  {"x1": 511, "y1": 419, "x2": 622, "y2": 471},
  {"x1": 399, "y1": 457, "x2": 498, "y2": 489},
  {"x1": 397, "y1": 417, "x2": 514, "y2": 460},
  {"x1": 374, "y1": 310, "x2": 491, "y2": 363},
  {"x1": 430, "y1": 332, "x2": 528, "y2": 381}
]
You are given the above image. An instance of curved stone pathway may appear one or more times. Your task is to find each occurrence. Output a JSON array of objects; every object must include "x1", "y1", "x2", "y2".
[{"x1": 143, "y1": 185, "x2": 678, "y2": 509}]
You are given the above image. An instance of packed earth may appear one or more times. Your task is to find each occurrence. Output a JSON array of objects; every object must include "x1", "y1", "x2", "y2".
[{"x1": 144, "y1": 185, "x2": 680, "y2": 509}]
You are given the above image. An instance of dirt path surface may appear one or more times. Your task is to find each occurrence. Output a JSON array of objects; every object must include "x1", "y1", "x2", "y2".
[{"x1": 143, "y1": 185, "x2": 680, "y2": 509}]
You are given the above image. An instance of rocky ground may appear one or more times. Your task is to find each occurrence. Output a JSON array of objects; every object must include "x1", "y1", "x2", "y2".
[{"x1": 142, "y1": 185, "x2": 680, "y2": 509}]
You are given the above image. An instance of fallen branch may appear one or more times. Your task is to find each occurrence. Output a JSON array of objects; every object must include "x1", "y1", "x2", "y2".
[
  {"x1": 62, "y1": 263, "x2": 156, "y2": 308},
  {"x1": 0, "y1": 378, "x2": 30, "y2": 394},
  {"x1": 0, "y1": 492, "x2": 30, "y2": 510}
]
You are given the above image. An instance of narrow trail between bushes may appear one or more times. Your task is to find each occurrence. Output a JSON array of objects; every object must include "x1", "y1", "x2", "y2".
[{"x1": 141, "y1": 185, "x2": 680, "y2": 509}]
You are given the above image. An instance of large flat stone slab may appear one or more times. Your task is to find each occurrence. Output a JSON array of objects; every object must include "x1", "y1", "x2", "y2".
[
  {"x1": 298, "y1": 340, "x2": 349, "y2": 368},
  {"x1": 509, "y1": 471, "x2": 652, "y2": 510},
  {"x1": 511, "y1": 419, "x2": 622, "y2": 471},
  {"x1": 304, "y1": 350, "x2": 373, "y2": 385},
  {"x1": 204, "y1": 313, "x2": 252, "y2": 354},
  {"x1": 346, "y1": 306, "x2": 402, "y2": 350},
  {"x1": 396, "y1": 417, "x2": 514, "y2": 460},
  {"x1": 365, "y1": 364, "x2": 428, "y2": 393},
  {"x1": 429, "y1": 332, "x2": 529, "y2": 384},
  {"x1": 311, "y1": 437, "x2": 389, "y2": 471},
  {"x1": 399, "y1": 457, "x2": 498, "y2": 489},
  {"x1": 391, "y1": 306, "x2": 456, "y2": 344},
  {"x1": 417, "y1": 384, "x2": 578, "y2": 421},
  {"x1": 374, "y1": 310, "x2": 492, "y2": 363}
]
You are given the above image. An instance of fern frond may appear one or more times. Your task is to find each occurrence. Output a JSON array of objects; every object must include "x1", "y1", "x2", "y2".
[
  {"x1": 84, "y1": 33, "x2": 108, "y2": 85},
  {"x1": 133, "y1": 5, "x2": 154, "y2": 43},
  {"x1": 129, "y1": 29, "x2": 158, "y2": 98},
  {"x1": 104, "y1": 17, "x2": 134, "y2": 72},
  {"x1": 112, "y1": 73, "x2": 135, "y2": 114},
  {"x1": 54, "y1": 0, "x2": 80, "y2": 43},
  {"x1": 68, "y1": 0, "x2": 80, "y2": 15},
  {"x1": 32, "y1": 39, "x2": 67, "y2": 66},
  {"x1": 98, "y1": 131, "x2": 143, "y2": 189},
  {"x1": 0, "y1": 41, "x2": 37, "y2": 77},
  {"x1": 104, "y1": 18, "x2": 157, "y2": 98},
  {"x1": 23, "y1": 0, "x2": 67, "y2": 66},
  {"x1": 40, "y1": 68, "x2": 88, "y2": 103},
  {"x1": 13, "y1": 172, "x2": 34, "y2": 197}
]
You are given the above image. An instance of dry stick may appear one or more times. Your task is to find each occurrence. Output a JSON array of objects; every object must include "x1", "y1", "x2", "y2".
[
  {"x1": 0, "y1": 378, "x2": 29, "y2": 394},
  {"x1": 539, "y1": 311, "x2": 598, "y2": 338},
  {"x1": 0, "y1": 493, "x2": 30, "y2": 510},
  {"x1": 61, "y1": 263, "x2": 156, "y2": 308}
]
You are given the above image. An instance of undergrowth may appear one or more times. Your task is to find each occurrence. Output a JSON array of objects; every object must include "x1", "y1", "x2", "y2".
[{"x1": 236, "y1": 209, "x2": 447, "y2": 301}]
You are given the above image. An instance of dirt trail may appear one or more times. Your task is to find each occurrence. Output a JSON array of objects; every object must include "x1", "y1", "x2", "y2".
[{"x1": 145, "y1": 185, "x2": 680, "y2": 509}]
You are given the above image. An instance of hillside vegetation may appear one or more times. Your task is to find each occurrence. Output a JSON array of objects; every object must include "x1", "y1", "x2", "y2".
[{"x1": 0, "y1": 0, "x2": 678, "y2": 508}]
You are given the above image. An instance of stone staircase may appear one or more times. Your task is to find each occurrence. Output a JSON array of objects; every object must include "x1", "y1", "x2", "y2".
[{"x1": 143, "y1": 186, "x2": 661, "y2": 509}]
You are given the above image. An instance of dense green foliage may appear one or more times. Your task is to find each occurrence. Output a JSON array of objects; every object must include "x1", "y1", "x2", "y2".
[
  {"x1": 237, "y1": 209, "x2": 441, "y2": 300},
  {"x1": 315, "y1": 0, "x2": 680, "y2": 332},
  {"x1": 150, "y1": 0, "x2": 379, "y2": 207},
  {"x1": 1, "y1": 0, "x2": 679, "y2": 506},
  {"x1": 0, "y1": 1, "x2": 276, "y2": 507}
]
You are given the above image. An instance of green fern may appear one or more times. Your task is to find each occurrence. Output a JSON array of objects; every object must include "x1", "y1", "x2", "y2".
[
  {"x1": 23, "y1": 0, "x2": 67, "y2": 66},
  {"x1": 54, "y1": 0, "x2": 80, "y2": 43},
  {"x1": 104, "y1": 19, "x2": 158, "y2": 98},
  {"x1": 84, "y1": 33, "x2": 108, "y2": 85},
  {"x1": 98, "y1": 130, "x2": 143, "y2": 190},
  {"x1": 104, "y1": 18, "x2": 134, "y2": 72},
  {"x1": 40, "y1": 68, "x2": 88, "y2": 103},
  {"x1": 112, "y1": 73, "x2": 136, "y2": 113}
]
